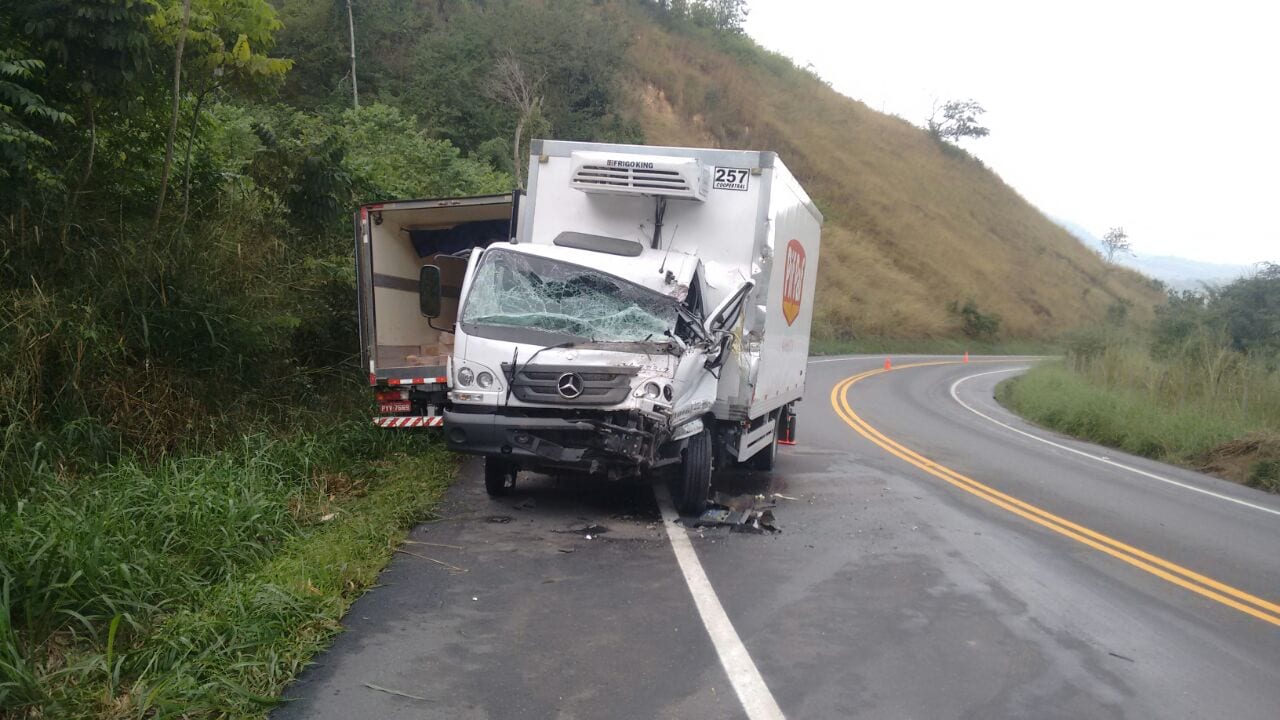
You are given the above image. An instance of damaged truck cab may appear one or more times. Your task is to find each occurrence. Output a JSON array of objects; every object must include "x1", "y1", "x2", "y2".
[
  {"x1": 361, "y1": 140, "x2": 821, "y2": 514},
  {"x1": 445, "y1": 240, "x2": 749, "y2": 508}
]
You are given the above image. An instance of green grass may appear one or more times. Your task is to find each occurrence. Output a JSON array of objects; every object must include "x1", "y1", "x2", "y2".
[
  {"x1": 997, "y1": 359, "x2": 1279, "y2": 486},
  {"x1": 0, "y1": 422, "x2": 455, "y2": 718},
  {"x1": 810, "y1": 336, "x2": 1058, "y2": 356}
]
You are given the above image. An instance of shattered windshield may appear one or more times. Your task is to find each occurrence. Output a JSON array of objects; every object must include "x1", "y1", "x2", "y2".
[{"x1": 460, "y1": 249, "x2": 679, "y2": 343}]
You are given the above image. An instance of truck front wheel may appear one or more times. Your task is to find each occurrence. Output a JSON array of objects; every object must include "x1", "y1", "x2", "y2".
[
  {"x1": 484, "y1": 457, "x2": 517, "y2": 497},
  {"x1": 675, "y1": 429, "x2": 713, "y2": 515}
]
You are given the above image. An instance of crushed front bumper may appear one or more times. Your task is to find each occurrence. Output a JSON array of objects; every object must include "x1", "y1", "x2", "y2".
[{"x1": 444, "y1": 407, "x2": 671, "y2": 473}]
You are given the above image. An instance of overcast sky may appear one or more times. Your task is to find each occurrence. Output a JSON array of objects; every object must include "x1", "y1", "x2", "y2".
[{"x1": 744, "y1": 0, "x2": 1278, "y2": 265}]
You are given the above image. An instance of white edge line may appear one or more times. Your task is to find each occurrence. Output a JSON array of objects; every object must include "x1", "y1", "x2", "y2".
[
  {"x1": 807, "y1": 355, "x2": 1052, "y2": 365},
  {"x1": 653, "y1": 485, "x2": 786, "y2": 720},
  {"x1": 950, "y1": 367, "x2": 1280, "y2": 518}
]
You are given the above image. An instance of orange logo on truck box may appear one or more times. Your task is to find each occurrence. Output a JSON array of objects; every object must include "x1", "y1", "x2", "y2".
[{"x1": 782, "y1": 239, "x2": 805, "y2": 326}]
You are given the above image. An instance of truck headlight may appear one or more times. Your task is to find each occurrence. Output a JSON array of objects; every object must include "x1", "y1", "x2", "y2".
[
  {"x1": 643, "y1": 381, "x2": 662, "y2": 399},
  {"x1": 457, "y1": 367, "x2": 474, "y2": 386},
  {"x1": 477, "y1": 371, "x2": 494, "y2": 389}
]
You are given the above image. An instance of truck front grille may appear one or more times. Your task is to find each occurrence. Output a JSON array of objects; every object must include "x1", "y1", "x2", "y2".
[{"x1": 505, "y1": 363, "x2": 640, "y2": 406}]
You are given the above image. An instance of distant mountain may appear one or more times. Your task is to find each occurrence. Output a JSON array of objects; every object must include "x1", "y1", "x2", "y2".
[{"x1": 1057, "y1": 220, "x2": 1251, "y2": 292}]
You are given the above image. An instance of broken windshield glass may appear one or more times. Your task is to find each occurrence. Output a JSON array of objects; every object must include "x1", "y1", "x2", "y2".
[{"x1": 460, "y1": 249, "x2": 679, "y2": 343}]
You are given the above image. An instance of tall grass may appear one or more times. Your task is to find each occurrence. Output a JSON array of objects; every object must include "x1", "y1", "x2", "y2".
[
  {"x1": 1062, "y1": 329, "x2": 1280, "y2": 430},
  {"x1": 999, "y1": 330, "x2": 1280, "y2": 487},
  {"x1": 0, "y1": 420, "x2": 452, "y2": 717}
]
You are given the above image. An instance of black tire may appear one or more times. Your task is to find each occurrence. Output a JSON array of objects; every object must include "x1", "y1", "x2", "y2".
[
  {"x1": 484, "y1": 457, "x2": 517, "y2": 497},
  {"x1": 676, "y1": 430, "x2": 713, "y2": 515},
  {"x1": 750, "y1": 414, "x2": 780, "y2": 471}
]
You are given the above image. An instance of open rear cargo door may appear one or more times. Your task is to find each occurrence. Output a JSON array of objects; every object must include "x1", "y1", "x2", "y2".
[{"x1": 355, "y1": 193, "x2": 515, "y2": 386}]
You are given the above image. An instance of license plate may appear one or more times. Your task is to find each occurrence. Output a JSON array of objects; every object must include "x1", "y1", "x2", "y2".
[{"x1": 379, "y1": 401, "x2": 411, "y2": 414}]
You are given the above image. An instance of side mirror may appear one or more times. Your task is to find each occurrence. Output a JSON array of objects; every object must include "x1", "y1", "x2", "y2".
[{"x1": 419, "y1": 265, "x2": 442, "y2": 318}]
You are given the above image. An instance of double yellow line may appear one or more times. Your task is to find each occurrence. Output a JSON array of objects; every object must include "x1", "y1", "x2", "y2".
[{"x1": 830, "y1": 360, "x2": 1280, "y2": 628}]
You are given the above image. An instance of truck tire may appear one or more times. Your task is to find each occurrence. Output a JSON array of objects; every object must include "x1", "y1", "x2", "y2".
[
  {"x1": 751, "y1": 414, "x2": 780, "y2": 471},
  {"x1": 676, "y1": 429, "x2": 713, "y2": 515},
  {"x1": 484, "y1": 457, "x2": 517, "y2": 497}
]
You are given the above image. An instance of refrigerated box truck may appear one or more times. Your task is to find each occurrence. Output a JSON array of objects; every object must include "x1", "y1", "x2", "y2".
[{"x1": 355, "y1": 140, "x2": 821, "y2": 512}]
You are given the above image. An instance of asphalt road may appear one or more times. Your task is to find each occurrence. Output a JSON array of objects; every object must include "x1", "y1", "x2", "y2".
[{"x1": 274, "y1": 356, "x2": 1280, "y2": 719}]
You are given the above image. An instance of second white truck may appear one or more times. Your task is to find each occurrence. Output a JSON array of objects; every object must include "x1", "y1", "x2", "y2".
[{"x1": 356, "y1": 140, "x2": 821, "y2": 512}]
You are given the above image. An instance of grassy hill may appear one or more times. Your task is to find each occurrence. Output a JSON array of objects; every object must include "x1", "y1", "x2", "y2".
[{"x1": 618, "y1": 14, "x2": 1164, "y2": 340}]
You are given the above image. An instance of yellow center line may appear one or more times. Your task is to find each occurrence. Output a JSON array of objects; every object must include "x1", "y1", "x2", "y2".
[{"x1": 830, "y1": 360, "x2": 1280, "y2": 628}]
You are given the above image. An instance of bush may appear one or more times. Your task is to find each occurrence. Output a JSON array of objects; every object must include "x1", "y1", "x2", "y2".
[
  {"x1": 948, "y1": 298, "x2": 1001, "y2": 340},
  {"x1": 1249, "y1": 460, "x2": 1280, "y2": 492}
]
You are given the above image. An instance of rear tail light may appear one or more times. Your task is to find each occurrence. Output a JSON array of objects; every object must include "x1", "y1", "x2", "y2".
[{"x1": 376, "y1": 389, "x2": 409, "y2": 401}]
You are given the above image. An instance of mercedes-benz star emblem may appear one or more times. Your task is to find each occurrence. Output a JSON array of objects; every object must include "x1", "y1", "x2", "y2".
[{"x1": 556, "y1": 372, "x2": 583, "y2": 399}]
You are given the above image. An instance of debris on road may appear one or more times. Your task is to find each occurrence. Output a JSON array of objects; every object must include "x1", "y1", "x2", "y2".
[
  {"x1": 395, "y1": 549, "x2": 467, "y2": 573},
  {"x1": 484, "y1": 515, "x2": 514, "y2": 524},
  {"x1": 689, "y1": 493, "x2": 780, "y2": 533},
  {"x1": 553, "y1": 523, "x2": 610, "y2": 538},
  {"x1": 403, "y1": 540, "x2": 464, "y2": 551},
  {"x1": 514, "y1": 497, "x2": 538, "y2": 510},
  {"x1": 364, "y1": 682, "x2": 430, "y2": 702}
]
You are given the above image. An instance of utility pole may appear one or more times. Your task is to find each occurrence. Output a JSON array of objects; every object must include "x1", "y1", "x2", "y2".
[{"x1": 346, "y1": 0, "x2": 359, "y2": 109}]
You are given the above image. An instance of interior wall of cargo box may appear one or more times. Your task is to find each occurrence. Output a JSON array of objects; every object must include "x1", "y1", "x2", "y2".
[{"x1": 368, "y1": 202, "x2": 510, "y2": 371}]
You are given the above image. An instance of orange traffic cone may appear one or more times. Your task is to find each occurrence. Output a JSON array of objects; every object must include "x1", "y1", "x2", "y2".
[
  {"x1": 963, "y1": 351, "x2": 969, "y2": 363},
  {"x1": 778, "y1": 411, "x2": 797, "y2": 445},
  {"x1": 884, "y1": 356, "x2": 892, "y2": 370}
]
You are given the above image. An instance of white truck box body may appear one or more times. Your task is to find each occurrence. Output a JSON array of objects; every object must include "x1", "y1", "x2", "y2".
[{"x1": 522, "y1": 140, "x2": 822, "y2": 421}]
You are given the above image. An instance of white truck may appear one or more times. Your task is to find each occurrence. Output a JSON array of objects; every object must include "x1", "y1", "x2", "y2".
[{"x1": 355, "y1": 140, "x2": 821, "y2": 512}]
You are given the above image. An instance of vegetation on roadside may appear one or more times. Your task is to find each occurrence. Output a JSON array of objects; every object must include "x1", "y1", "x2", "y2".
[
  {"x1": 998, "y1": 265, "x2": 1280, "y2": 489},
  {"x1": 1, "y1": 0, "x2": 641, "y2": 715},
  {"x1": 1, "y1": 422, "x2": 453, "y2": 716}
]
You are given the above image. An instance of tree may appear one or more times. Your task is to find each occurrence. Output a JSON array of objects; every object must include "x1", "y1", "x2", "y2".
[
  {"x1": 484, "y1": 53, "x2": 542, "y2": 190},
  {"x1": 702, "y1": 0, "x2": 748, "y2": 32},
  {"x1": 926, "y1": 99, "x2": 990, "y2": 143},
  {"x1": 344, "y1": 0, "x2": 358, "y2": 109},
  {"x1": 1216, "y1": 262, "x2": 1280, "y2": 356},
  {"x1": 176, "y1": 0, "x2": 291, "y2": 220},
  {"x1": 1102, "y1": 227, "x2": 1132, "y2": 263},
  {"x1": 0, "y1": 51, "x2": 73, "y2": 203},
  {"x1": 153, "y1": 0, "x2": 194, "y2": 228},
  {"x1": 19, "y1": 0, "x2": 160, "y2": 224}
]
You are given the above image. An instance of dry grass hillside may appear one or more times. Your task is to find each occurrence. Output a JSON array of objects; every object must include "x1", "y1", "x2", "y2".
[{"x1": 620, "y1": 14, "x2": 1164, "y2": 340}]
